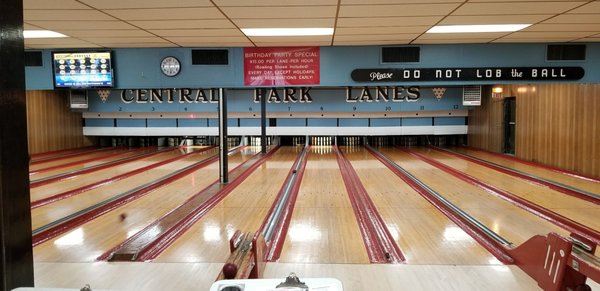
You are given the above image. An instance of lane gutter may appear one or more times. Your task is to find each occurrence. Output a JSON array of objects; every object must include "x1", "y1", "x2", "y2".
[
  {"x1": 335, "y1": 146, "x2": 405, "y2": 263},
  {"x1": 31, "y1": 146, "x2": 245, "y2": 247},
  {"x1": 31, "y1": 146, "x2": 217, "y2": 209},
  {"x1": 403, "y1": 147, "x2": 600, "y2": 246}
]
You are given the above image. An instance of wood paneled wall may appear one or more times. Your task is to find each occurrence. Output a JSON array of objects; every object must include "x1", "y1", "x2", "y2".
[
  {"x1": 26, "y1": 90, "x2": 93, "y2": 154},
  {"x1": 468, "y1": 84, "x2": 600, "y2": 177}
]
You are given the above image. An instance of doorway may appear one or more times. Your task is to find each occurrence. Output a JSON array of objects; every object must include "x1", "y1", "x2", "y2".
[{"x1": 503, "y1": 97, "x2": 516, "y2": 155}]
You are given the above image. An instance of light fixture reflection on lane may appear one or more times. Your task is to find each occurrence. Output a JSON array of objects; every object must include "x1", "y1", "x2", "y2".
[
  {"x1": 443, "y1": 226, "x2": 471, "y2": 242},
  {"x1": 288, "y1": 223, "x2": 321, "y2": 242},
  {"x1": 203, "y1": 225, "x2": 222, "y2": 242},
  {"x1": 54, "y1": 228, "x2": 84, "y2": 246}
]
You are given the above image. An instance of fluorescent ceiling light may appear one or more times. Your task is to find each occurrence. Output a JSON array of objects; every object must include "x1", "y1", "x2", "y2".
[
  {"x1": 427, "y1": 24, "x2": 531, "y2": 33},
  {"x1": 241, "y1": 28, "x2": 334, "y2": 36},
  {"x1": 24, "y1": 30, "x2": 67, "y2": 38}
]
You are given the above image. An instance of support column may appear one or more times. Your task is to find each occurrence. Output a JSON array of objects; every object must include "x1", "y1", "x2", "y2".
[
  {"x1": 0, "y1": 0, "x2": 35, "y2": 288},
  {"x1": 260, "y1": 88, "x2": 267, "y2": 154},
  {"x1": 218, "y1": 88, "x2": 228, "y2": 184}
]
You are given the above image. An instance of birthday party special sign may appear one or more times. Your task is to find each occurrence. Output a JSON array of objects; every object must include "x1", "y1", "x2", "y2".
[{"x1": 244, "y1": 47, "x2": 320, "y2": 86}]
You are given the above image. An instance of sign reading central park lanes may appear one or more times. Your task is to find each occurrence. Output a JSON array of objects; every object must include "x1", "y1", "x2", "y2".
[
  {"x1": 244, "y1": 47, "x2": 320, "y2": 86},
  {"x1": 351, "y1": 67, "x2": 585, "y2": 82}
]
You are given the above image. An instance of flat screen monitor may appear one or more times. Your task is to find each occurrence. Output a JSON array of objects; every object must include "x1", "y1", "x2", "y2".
[{"x1": 52, "y1": 51, "x2": 114, "y2": 88}]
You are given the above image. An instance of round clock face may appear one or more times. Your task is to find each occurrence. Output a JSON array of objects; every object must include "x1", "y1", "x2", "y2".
[{"x1": 160, "y1": 56, "x2": 181, "y2": 77}]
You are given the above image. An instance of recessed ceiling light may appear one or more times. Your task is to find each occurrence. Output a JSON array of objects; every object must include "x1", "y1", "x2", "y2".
[
  {"x1": 426, "y1": 24, "x2": 531, "y2": 33},
  {"x1": 24, "y1": 30, "x2": 67, "y2": 38},
  {"x1": 241, "y1": 28, "x2": 334, "y2": 36}
]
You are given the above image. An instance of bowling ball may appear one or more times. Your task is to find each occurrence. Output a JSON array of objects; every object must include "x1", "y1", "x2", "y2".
[
  {"x1": 292, "y1": 170, "x2": 297, "y2": 174},
  {"x1": 222, "y1": 263, "x2": 238, "y2": 279},
  {"x1": 119, "y1": 213, "x2": 127, "y2": 221}
]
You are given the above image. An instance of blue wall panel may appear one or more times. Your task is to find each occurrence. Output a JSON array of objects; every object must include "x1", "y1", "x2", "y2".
[
  {"x1": 339, "y1": 118, "x2": 368, "y2": 127},
  {"x1": 178, "y1": 118, "x2": 207, "y2": 127},
  {"x1": 371, "y1": 118, "x2": 401, "y2": 127},
  {"x1": 277, "y1": 119, "x2": 305, "y2": 127},
  {"x1": 402, "y1": 118, "x2": 432, "y2": 126},
  {"x1": 434, "y1": 117, "x2": 466, "y2": 126},
  {"x1": 240, "y1": 118, "x2": 260, "y2": 127},
  {"x1": 147, "y1": 119, "x2": 176, "y2": 127},
  {"x1": 308, "y1": 118, "x2": 337, "y2": 127},
  {"x1": 85, "y1": 119, "x2": 113, "y2": 127},
  {"x1": 116, "y1": 119, "x2": 145, "y2": 127}
]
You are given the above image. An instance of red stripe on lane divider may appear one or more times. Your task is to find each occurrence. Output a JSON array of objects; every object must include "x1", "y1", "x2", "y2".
[
  {"x1": 432, "y1": 146, "x2": 600, "y2": 206},
  {"x1": 29, "y1": 147, "x2": 150, "y2": 176},
  {"x1": 30, "y1": 147, "x2": 175, "y2": 188},
  {"x1": 404, "y1": 148, "x2": 600, "y2": 246},
  {"x1": 31, "y1": 146, "x2": 217, "y2": 209},
  {"x1": 458, "y1": 146, "x2": 600, "y2": 183},
  {"x1": 30, "y1": 146, "x2": 99, "y2": 161},
  {"x1": 260, "y1": 146, "x2": 309, "y2": 262},
  {"x1": 31, "y1": 147, "x2": 240, "y2": 247},
  {"x1": 99, "y1": 147, "x2": 279, "y2": 262},
  {"x1": 335, "y1": 146, "x2": 405, "y2": 263},
  {"x1": 366, "y1": 147, "x2": 513, "y2": 264}
]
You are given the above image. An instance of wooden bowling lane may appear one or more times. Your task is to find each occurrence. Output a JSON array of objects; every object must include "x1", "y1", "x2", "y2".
[
  {"x1": 378, "y1": 148, "x2": 569, "y2": 248},
  {"x1": 153, "y1": 146, "x2": 300, "y2": 263},
  {"x1": 277, "y1": 147, "x2": 370, "y2": 264},
  {"x1": 29, "y1": 147, "x2": 138, "y2": 172},
  {"x1": 33, "y1": 149, "x2": 256, "y2": 262},
  {"x1": 412, "y1": 148, "x2": 600, "y2": 234},
  {"x1": 30, "y1": 148, "x2": 153, "y2": 179},
  {"x1": 342, "y1": 147, "x2": 497, "y2": 265},
  {"x1": 30, "y1": 147, "x2": 211, "y2": 203},
  {"x1": 451, "y1": 147, "x2": 600, "y2": 195}
]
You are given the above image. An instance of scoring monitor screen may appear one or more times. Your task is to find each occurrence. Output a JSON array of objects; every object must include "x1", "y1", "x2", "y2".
[{"x1": 52, "y1": 52, "x2": 114, "y2": 88}]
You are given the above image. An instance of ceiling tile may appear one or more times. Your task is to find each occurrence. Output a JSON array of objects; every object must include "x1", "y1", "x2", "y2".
[
  {"x1": 339, "y1": 3, "x2": 460, "y2": 17},
  {"x1": 80, "y1": 37, "x2": 170, "y2": 44},
  {"x1": 233, "y1": 18, "x2": 335, "y2": 28},
  {"x1": 336, "y1": 26, "x2": 429, "y2": 35},
  {"x1": 499, "y1": 31, "x2": 593, "y2": 39},
  {"x1": 417, "y1": 32, "x2": 509, "y2": 40},
  {"x1": 254, "y1": 41, "x2": 332, "y2": 47},
  {"x1": 334, "y1": 40, "x2": 412, "y2": 45},
  {"x1": 60, "y1": 29, "x2": 154, "y2": 38},
  {"x1": 164, "y1": 36, "x2": 250, "y2": 43},
  {"x1": 27, "y1": 20, "x2": 138, "y2": 30},
  {"x1": 492, "y1": 38, "x2": 580, "y2": 43},
  {"x1": 214, "y1": 0, "x2": 337, "y2": 6},
  {"x1": 24, "y1": 9, "x2": 116, "y2": 21},
  {"x1": 249, "y1": 36, "x2": 333, "y2": 43},
  {"x1": 523, "y1": 23, "x2": 600, "y2": 32},
  {"x1": 223, "y1": 6, "x2": 337, "y2": 19},
  {"x1": 98, "y1": 42, "x2": 180, "y2": 48},
  {"x1": 334, "y1": 34, "x2": 418, "y2": 41},
  {"x1": 150, "y1": 29, "x2": 245, "y2": 37},
  {"x1": 24, "y1": 0, "x2": 90, "y2": 10},
  {"x1": 104, "y1": 8, "x2": 223, "y2": 21},
  {"x1": 543, "y1": 14, "x2": 600, "y2": 23},
  {"x1": 337, "y1": 16, "x2": 442, "y2": 27},
  {"x1": 130, "y1": 19, "x2": 235, "y2": 30},
  {"x1": 567, "y1": 1, "x2": 600, "y2": 14},
  {"x1": 413, "y1": 38, "x2": 494, "y2": 44},
  {"x1": 24, "y1": 37, "x2": 98, "y2": 46},
  {"x1": 174, "y1": 42, "x2": 252, "y2": 47},
  {"x1": 24, "y1": 43, "x2": 102, "y2": 48},
  {"x1": 342, "y1": 0, "x2": 462, "y2": 4},
  {"x1": 453, "y1": 2, "x2": 586, "y2": 15},
  {"x1": 440, "y1": 15, "x2": 554, "y2": 25},
  {"x1": 77, "y1": 0, "x2": 213, "y2": 9},
  {"x1": 24, "y1": 23, "x2": 43, "y2": 29}
]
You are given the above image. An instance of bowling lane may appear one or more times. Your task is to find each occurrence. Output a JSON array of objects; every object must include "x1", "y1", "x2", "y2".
[
  {"x1": 29, "y1": 147, "x2": 139, "y2": 172},
  {"x1": 379, "y1": 148, "x2": 569, "y2": 247},
  {"x1": 30, "y1": 147, "x2": 213, "y2": 202},
  {"x1": 154, "y1": 146, "x2": 300, "y2": 263},
  {"x1": 343, "y1": 147, "x2": 497, "y2": 265},
  {"x1": 30, "y1": 148, "x2": 154, "y2": 179},
  {"x1": 452, "y1": 147, "x2": 600, "y2": 195},
  {"x1": 32, "y1": 148, "x2": 229, "y2": 230},
  {"x1": 33, "y1": 148, "x2": 257, "y2": 262},
  {"x1": 278, "y1": 147, "x2": 370, "y2": 264},
  {"x1": 413, "y1": 148, "x2": 600, "y2": 233}
]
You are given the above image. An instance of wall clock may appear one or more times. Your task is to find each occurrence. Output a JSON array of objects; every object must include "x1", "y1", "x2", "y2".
[{"x1": 160, "y1": 56, "x2": 181, "y2": 77}]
